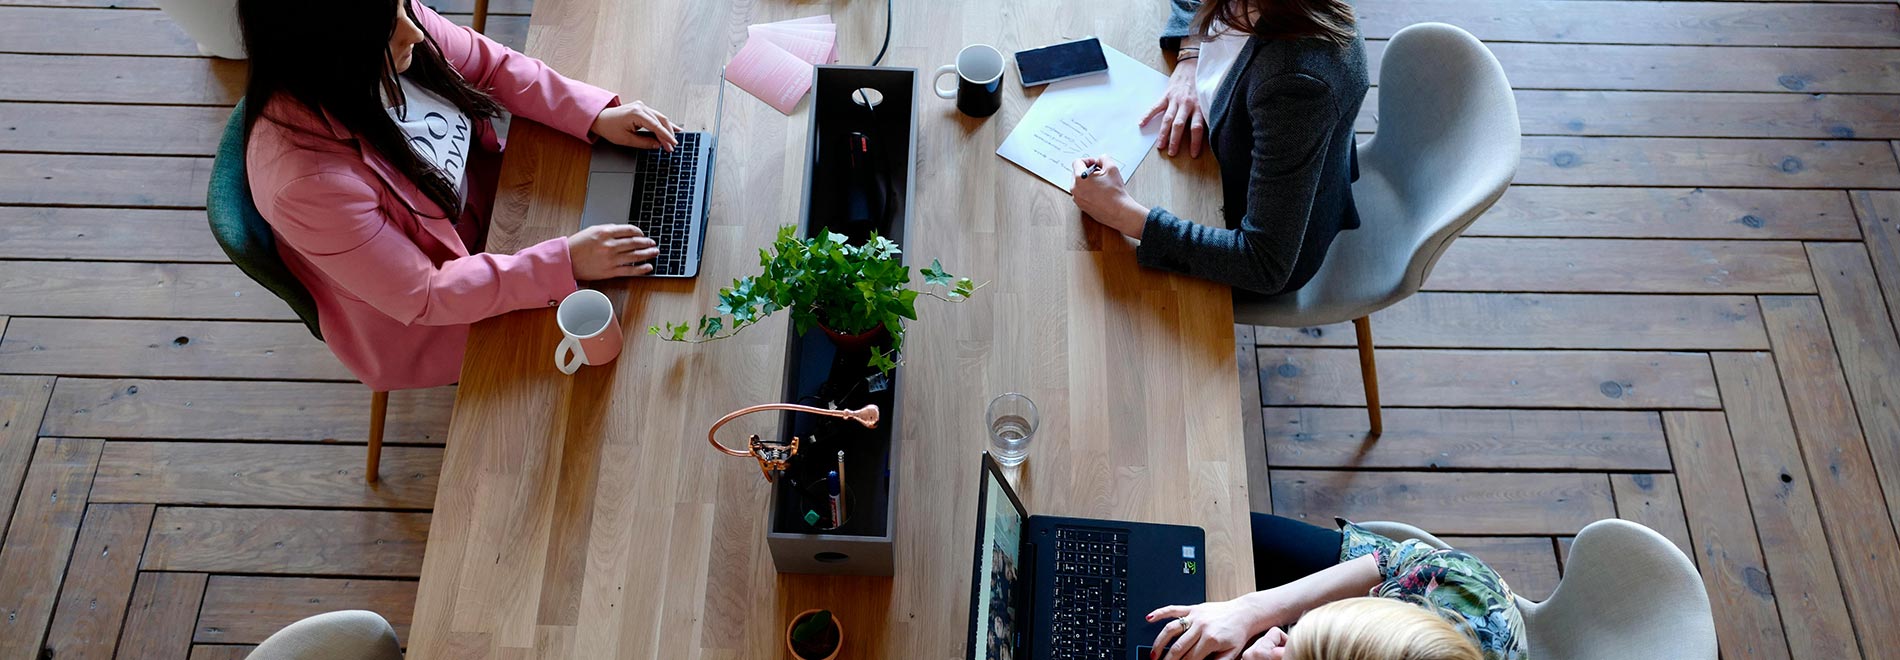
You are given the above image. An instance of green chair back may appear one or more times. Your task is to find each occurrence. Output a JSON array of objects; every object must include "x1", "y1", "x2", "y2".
[{"x1": 208, "y1": 98, "x2": 323, "y2": 340}]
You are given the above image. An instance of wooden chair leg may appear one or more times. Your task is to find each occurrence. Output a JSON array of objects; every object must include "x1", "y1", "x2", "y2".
[
  {"x1": 471, "y1": 0, "x2": 490, "y2": 33},
  {"x1": 1352, "y1": 316, "x2": 1383, "y2": 437},
  {"x1": 368, "y1": 390, "x2": 388, "y2": 483}
]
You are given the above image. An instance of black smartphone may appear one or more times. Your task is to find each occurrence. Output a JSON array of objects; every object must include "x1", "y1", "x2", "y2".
[{"x1": 1014, "y1": 37, "x2": 1109, "y2": 87}]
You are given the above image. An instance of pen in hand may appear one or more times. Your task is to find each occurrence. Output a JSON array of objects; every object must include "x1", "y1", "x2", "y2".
[{"x1": 1079, "y1": 164, "x2": 1103, "y2": 180}]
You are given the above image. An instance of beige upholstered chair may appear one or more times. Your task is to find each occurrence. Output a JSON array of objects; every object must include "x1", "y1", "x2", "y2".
[
  {"x1": 1359, "y1": 519, "x2": 1717, "y2": 660},
  {"x1": 1238, "y1": 23, "x2": 1521, "y2": 435},
  {"x1": 245, "y1": 610, "x2": 402, "y2": 660}
]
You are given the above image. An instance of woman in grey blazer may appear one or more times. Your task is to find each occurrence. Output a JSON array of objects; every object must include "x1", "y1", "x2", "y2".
[{"x1": 1072, "y1": 0, "x2": 1368, "y2": 297}]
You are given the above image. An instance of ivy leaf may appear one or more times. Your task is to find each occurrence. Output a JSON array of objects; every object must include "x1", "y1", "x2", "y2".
[
  {"x1": 921, "y1": 259, "x2": 953, "y2": 287},
  {"x1": 868, "y1": 349, "x2": 897, "y2": 375},
  {"x1": 698, "y1": 316, "x2": 723, "y2": 338},
  {"x1": 953, "y1": 277, "x2": 976, "y2": 299},
  {"x1": 669, "y1": 323, "x2": 689, "y2": 341}
]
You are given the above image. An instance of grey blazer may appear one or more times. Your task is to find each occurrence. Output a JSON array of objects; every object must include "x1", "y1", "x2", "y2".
[{"x1": 1138, "y1": 0, "x2": 1369, "y2": 296}]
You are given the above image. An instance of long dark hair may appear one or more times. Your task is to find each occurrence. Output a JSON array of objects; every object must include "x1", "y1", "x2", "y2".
[
  {"x1": 1194, "y1": 0, "x2": 1358, "y2": 48},
  {"x1": 239, "y1": 0, "x2": 503, "y2": 215}
]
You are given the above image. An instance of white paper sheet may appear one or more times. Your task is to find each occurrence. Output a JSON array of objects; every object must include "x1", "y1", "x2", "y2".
[{"x1": 997, "y1": 45, "x2": 1169, "y2": 193}]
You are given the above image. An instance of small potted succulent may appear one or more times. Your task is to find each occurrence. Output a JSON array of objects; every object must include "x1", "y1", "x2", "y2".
[
  {"x1": 785, "y1": 609, "x2": 842, "y2": 660},
  {"x1": 650, "y1": 225, "x2": 977, "y2": 374}
]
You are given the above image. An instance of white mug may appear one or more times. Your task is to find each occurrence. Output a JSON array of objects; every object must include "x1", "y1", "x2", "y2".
[{"x1": 555, "y1": 289, "x2": 622, "y2": 375}]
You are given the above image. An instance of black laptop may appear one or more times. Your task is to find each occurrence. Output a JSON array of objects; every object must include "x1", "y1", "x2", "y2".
[{"x1": 967, "y1": 452, "x2": 1206, "y2": 660}]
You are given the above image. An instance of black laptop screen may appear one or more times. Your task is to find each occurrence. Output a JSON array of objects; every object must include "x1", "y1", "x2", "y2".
[{"x1": 969, "y1": 456, "x2": 1027, "y2": 660}]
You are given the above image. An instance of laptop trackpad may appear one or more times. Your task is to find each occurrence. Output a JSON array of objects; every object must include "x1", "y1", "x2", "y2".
[{"x1": 581, "y1": 171, "x2": 635, "y2": 228}]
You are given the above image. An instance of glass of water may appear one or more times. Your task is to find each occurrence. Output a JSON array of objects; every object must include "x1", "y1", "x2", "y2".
[{"x1": 987, "y1": 392, "x2": 1039, "y2": 467}]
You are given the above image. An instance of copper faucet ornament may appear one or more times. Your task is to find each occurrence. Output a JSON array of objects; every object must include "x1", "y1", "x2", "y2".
[{"x1": 706, "y1": 403, "x2": 880, "y2": 482}]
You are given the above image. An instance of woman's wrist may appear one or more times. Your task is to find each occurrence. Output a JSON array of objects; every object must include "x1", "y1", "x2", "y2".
[
  {"x1": 1237, "y1": 589, "x2": 1294, "y2": 629},
  {"x1": 1114, "y1": 195, "x2": 1150, "y2": 239}
]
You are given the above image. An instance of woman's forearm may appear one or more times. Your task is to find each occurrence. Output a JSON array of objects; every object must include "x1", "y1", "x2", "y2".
[{"x1": 1238, "y1": 555, "x2": 1382, "y2": 626}]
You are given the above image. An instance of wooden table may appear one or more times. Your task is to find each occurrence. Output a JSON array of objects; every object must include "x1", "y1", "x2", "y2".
[{"x1": 407, "y1": 0, "x2": 1251, "y2": 656}]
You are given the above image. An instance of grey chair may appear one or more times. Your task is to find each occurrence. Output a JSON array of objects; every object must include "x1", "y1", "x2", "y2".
[
  {"x1": 1238, "y1": 23, "x2": 1521, "y2": 434},
  {"x1": 245, "y1": 610, "x2": 402, "y2": 660},
  {"x1": 1360, "y1": 519, "x2": 1717, "y2": 660}
]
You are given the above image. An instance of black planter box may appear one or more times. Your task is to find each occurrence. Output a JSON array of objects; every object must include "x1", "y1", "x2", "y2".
[{"x1": 766, "y1": 65, "x2": 918, "y2": 576}]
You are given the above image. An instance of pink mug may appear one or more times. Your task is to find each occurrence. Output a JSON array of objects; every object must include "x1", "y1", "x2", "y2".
[{"x1": 555, "y1": 289, "x2": 622, "y2": 374}]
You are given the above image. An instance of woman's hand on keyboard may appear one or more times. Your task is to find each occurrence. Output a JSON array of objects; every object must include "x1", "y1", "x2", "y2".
[
  {"x1": 568, "y1": 224, "x2": 659, "y2": 280},
  {"x1": 1145, "y1": 597, "x2": 1275, "y2": 660},
  {"x1": 592, "y1": 100, "x2": 684, "y2": 151}
]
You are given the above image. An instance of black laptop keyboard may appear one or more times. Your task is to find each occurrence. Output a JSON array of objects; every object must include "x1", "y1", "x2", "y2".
[
  {"x1": 1052, "y1": 527, "x2": 1132, "y2": 660},
  {"x1": 628, "y1": 132, "x2": 703, "y2": 277}
]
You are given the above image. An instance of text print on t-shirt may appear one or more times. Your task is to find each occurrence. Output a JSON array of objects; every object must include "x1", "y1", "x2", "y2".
[
  {"x1": 387, "y1": 77, "x2": 474, "y2": 209},
  {"x1": 407, "y1": 110, "x2": 469, "y2": 173}
]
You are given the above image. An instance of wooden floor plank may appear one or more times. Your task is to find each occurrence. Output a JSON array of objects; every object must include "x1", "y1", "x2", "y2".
[
  {"x1": 41, "y1": 379, "x2": 452, "y2": 444},
  {"x1": 142, "y1": 507, "x2": 429, "y2": 577},
  {"x1": 1713, "y1": 352, "x2": 1863, "y2": 660},
  {"x1": 1362, "y1": 90, "x2": 1900, "y2": 140},
  {"x1": 42, "y1": 503, "x2": 155, "y2": 660},
  {"x1": 0, "y1": 207, "x2": 229, "y2": 262},
  {"x1": 0, "y1": 262, "x2": 299, "y2": 321},
  {"x1": 1253, "y1": 293, "x2": 1769, "y2": 350},
  {"x1": 1235, "y1": 325, "x2": 1269, "y2": 514},
  {"x1": 1517, "y1": 137, "x2": 1900, "y2": 189},
  {"x1": 1271, "y1": 471, "x2": 1615, "y2": 535},
  {"x1": 1662, "y1": 411, "x2": 1791, "y2": 660},
  {"x1": 189, "y1": 646, "x2": 256, "y2": 660},
  {"x1": 1367, "y1": 41, "x2": 1900, "y2": 94},
  {"x1": 1358, "y1": 0, "x2": 1900, "y2": 47},
  {"x1": 1607, "y1": 473, "x2": 1696, "y2": 562},
  {"x1": 1854, "y1": 191, "x2": 1900, "y2": 337},
  {"x1": 0, "y1": 318, "x2": 349, "y2": 381},
  {"x1": 1469, "y1": 187, "x2": 1860, "y2": 240},
  {"x1": 0, "y1": 6, "x2": 198, "y2": 55},
  {"x1": 1438, "y1": 536, "x2": 1562, "y2": 601},
  {"x1": 1807, "y1": 243, "x2": 1900, "y2": 536},
  {"x1": 1258, "y1": 349, "x2": 1721, "y2": 409},
  {"x1": 1761, "y1": 295, "x2": 1900, "y2": 653},
  {"x1": 0, "y1": 53, "x2": 243, "y2": 104},
  {"x1": 0, "y1": 437, "x2": 105, "y2": 658},
  {"x1": 1264, "y1": 408, "x2": 1672, "y2": 471},
  {"x1": 1428, "y1": 238, "x2": 1816, "y2": 294},
  {"x1": 0, "y1": 376, "x2": 55, "y2": 543},
  {"x1": 0, "y1": 154, "x2": 211, "y2": 207},
  {"x1": 115, "y1": 572, "x2": 207, "y2": 660},
  {"x1": 195, "y1": 576, "x2": 415, "y2": 646},
  {"x1": 0, "y1": 103, "x2": 229, "y2": 157},
  {"x1": 89, "y1": 442, "x2": 439, "y2": 509}
]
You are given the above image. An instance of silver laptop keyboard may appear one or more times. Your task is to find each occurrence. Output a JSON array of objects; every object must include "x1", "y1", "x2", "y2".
[{"x1": 629, "y1": 132, "x2": 703, "y2": 277}]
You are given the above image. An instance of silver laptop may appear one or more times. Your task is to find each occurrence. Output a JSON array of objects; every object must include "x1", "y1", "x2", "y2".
[{"x1": 579, "y1": 74, "x2": 727, "y2": 278}]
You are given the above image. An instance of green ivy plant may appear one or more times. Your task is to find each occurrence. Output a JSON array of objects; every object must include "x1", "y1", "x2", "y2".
[{"x1": 649, "y1": 225, "x2": 977, "y2": 374}]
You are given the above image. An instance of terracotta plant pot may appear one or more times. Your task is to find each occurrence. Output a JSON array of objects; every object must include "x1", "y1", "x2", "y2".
[
  {"x1": 819, "y1": 322, "x2": 890, "y2": 354},
  {"x1": 785, "y1": 609, "x2": 842, "y2": 660}
]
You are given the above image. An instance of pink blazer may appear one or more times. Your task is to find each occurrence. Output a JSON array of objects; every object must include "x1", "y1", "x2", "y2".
[{"x1": 247, "y1": 5, "x2": 616, "y2": 391}]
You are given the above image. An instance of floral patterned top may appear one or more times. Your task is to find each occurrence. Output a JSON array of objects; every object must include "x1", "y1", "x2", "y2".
[{"x1": 1339, "y1": 520, "x2": 1529, "y2": 660}]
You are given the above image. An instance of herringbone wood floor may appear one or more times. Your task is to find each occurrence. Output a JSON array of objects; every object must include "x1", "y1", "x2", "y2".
[{"x1": 2, "y1": 0, "x2": 1900, "y2": 658}]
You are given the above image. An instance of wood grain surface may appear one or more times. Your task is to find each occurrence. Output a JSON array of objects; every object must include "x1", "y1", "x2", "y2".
[{"x1": 408, "y1": 0, "x2": 1248, "y2": 657}]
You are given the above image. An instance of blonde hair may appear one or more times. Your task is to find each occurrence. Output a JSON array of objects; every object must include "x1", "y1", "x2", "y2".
[{"x1": 1282, "y1": 597, "x2": 1483, "y2": 660}]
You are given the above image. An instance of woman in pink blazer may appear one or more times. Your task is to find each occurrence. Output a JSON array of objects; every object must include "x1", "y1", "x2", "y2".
[{"x1": 239, "y1": 0, "x2": 672, "y2": 391}]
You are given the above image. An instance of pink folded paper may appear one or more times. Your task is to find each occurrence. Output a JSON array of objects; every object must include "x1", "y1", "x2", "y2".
[
  {"x1": 727, "y1": 37, "x2": 816, "y2": 114},
  {"x1": 747, "y1": 25, "x2": 837, "y2": 65},
  {"x1": 727, "y1": 15, "x2": 839, "y2": 115}
]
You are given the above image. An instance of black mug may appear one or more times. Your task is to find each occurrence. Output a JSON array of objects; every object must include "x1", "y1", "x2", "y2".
[{"x1": 934, "y1": 44, "x2": 1005, "y2": 118}]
